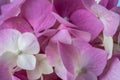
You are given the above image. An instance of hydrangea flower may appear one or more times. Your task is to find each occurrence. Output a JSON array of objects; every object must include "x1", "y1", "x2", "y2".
[
  {"x1": 0, "y1": 29, "x2": 40, "y2": 70},
  {"x1": 0, "y1": 0, "x2": 120, "y2": 80}
]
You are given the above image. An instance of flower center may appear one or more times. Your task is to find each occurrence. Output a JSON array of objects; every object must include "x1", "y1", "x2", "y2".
[
  {"x1": 95, "y1": 0, "x2": 101, "y2": 4},
  {"x1": 17, "y1": 50, "x2": 22, "y2": 55}
]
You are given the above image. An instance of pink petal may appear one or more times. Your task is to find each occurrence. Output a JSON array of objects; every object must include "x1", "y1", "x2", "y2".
[
  {"x1": 0, "y1": 17, "x2": 33, "y2": 33},
  {"x1": 68, "y1": 28, "x2": 91, "y2": 42},
  {"x1": 96, "y1": 6, "x2": 120, "y2": 36},
  {"x1": 12, "y1": 76, "x2": 20, "y2": 80},
  {"x1": 52, "y1": 12, "x2": 77, "y2": 27},
  {"x1": 99, "y1": 58, "x2": 120, "y2": 80},
  {"x1": 21, "y1": 0, "x2": 56, "y2": 33},
  {"x1": 45, "y1": 41, "x2": 60, "y2": 66},
  {"x1": 51, "y1": 27, "x2": 72, "y2": 44},
  {"x1": 84, "y1": 3, "x2": 120, "y2": 36},
  {"x1": 58, "y1": 39, "x2": 107, "y2": 77},
  {"x1": 54, "y1": 60, "x2": 68, "y2": 80},
  {"x1": 58, "y1": 42, "x2": 80, "y2": 74},
  {"x1": 0, "y1": 60, "x2": 12, "y2": 80},
  {"x1": 73, "y1": 39, "x2": 107, "y2": 76},
  {"x1": 70, "y1": 9, "x2": 104, "y2": 40},
  {"x1": 0, "y1": 0, "x2": 25, "y2": 25}
]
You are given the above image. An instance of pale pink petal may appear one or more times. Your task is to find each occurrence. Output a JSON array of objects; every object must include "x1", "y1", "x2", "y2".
[
  {"x1": 79, "y1": 47, "x2": 107, "y2": 76},
  {"x1": 52, "y1": 28, "x2": 72, "y2": 44},
  {"x1": 12, "y1": 76, "x2": 20, "y2": 80},
  {"x1": 54, "y1": 60, "x2": 68, "y2": 80},
  {"x1": 0, "y1": 29, "x2": 21, "y2": 55},
  {"x1": 82, "y1": 0, "x2": 120, "y2": 36},
  {"x1": 99, "y1": 10, "x2": 120, "y2": 36},
  {"x1": 99, "y1": 58, "x2": 120, "y2": 80},
  {"x1": 18, "y1": 32, "x2": 40, "y2": 54},
  {"x1": 73, "y1": 39, "x2": 107, "y2": 76}
]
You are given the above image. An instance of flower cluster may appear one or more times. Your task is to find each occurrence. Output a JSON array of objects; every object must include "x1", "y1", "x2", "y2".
[{"x1": 0, "y1": 0, "x2": 120, "y2": 80}]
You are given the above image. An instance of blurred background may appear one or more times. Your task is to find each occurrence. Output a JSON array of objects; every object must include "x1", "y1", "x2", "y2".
[{"x1": 117, "y1": 0, "x2": 120, "y2": 6}]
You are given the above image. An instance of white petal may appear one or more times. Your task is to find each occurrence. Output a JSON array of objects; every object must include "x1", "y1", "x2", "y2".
[
  {"x1": 103, "y1": 35, "x2": 113, "y2": 59},
  {"x1": 18, "y1": 32, "x2": 40, "y2": 54},
  {"x1": 36, "y1": 54, "x2": 53, "y2": 74},
  {"x1": 0, "y1": 29, "x2": 21, "y2": 55},
  {"x1": 0, "y1": 52, "x2": 17, "y2": 68},
  {"x1": 17, "y1": 54, "x2": 36, "y2": 70}
]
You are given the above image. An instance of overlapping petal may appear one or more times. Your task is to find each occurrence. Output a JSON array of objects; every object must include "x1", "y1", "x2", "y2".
[
  {"x1": 17, "y1": 54, "x2": 36, "y2": 70},
  {"x1": 18, "y1": 32, "x2": 40, "y2": 55},
  {"x1": 21, "y1": 0, "x2": 56, "y2": 32},
  {"x1": 0, "y1": 29, "x2": 21, "y2": 55},
  {"x1": 70, "y1": 9, "x2": 104, "y2": 39},
  {"x1": 0, "y1": 0, "x2": 25, "y2": 25}
]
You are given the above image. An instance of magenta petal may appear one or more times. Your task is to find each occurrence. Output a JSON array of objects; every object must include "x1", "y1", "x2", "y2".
[
  {"x1": 0, "y1": 17, "x2": 33, "y2": 33},
  {"x1": 0, "y1": 0, "x2": 9, "y2": 8},
  {"x1": 53, "y1": 0, "x2": 84, "y2": 17},
  {"x1": 106, "y1": 0, "x2": 118, "y2": 9},
  {"x1": 21, "y1": 0, "x2": 56, "y2": 32},
  {"x1": 99, "y1": 0, "x2": 109, "y2": 7},
  {"x1": 70, "y1": 9, "x2": 103, "y2": 40},
  {"x1": 99, "y1": 58, "x2": 120, "y2": 80},
  {"x1": 111, "y1": 7, "x2": 120, "y2": 15}
]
